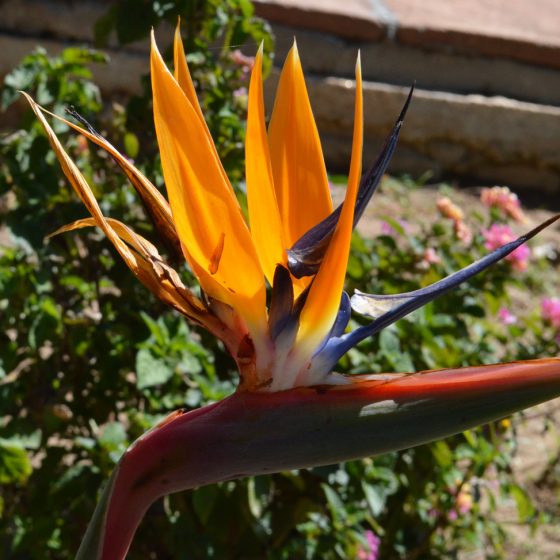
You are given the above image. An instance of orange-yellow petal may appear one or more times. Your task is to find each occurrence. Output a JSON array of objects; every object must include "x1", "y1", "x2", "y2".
[
  {"x1": 296, "y1": 53, "x2": 363, "y2": 353},
  {"x1": 173, "y1": 21, "x2": 207, "y2": 131},
  {"x1": 268, "y1": 41, "x2": 332, "y2": 248},
  {"x1": 151, "y1": 32, "x2": 266, "y2": 330},
  {"x1": 173, "y1": 22, "x2": 234, "y2": 204},
  {"x1": 246, "y1": 45, "x2": 286, "y2": 285}
]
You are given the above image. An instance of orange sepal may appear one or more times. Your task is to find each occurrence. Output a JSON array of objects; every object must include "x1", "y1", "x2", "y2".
[
  {"x1": 246, "y1": 45, "x2": 286, "y2": 285},
  {"x1": 296, "y1": 53, "x2": 363, "y2": 354},
  {"x1": 268, "y1": 41, "x2": 332, "y2": 248},
  {"x1": 150, "y1": 33, "x2": 267, "y2": 331}
]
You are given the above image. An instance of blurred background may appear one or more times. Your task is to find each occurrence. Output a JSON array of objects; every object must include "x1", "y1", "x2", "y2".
[{"x1": 1, "y1": 1, "x2": 560, "y2": 559}]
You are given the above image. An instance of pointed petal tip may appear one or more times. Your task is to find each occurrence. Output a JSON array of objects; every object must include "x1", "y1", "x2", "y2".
[
  {"x1": 398, "y1": 84, "x2": 415, "y2": 124},
  {"x1": 345, "y1": 211, "x2": 560, "y2": 350},
  {"x1": 150, "y1": 29, "x2": 158, "y2": 53},
  {"x1": 255, "y1": 43, "x2": 264, "y2": 65},
  {"x1": 531, "y1": 212, "x2": 560, "y2": 236},
  {"x1": 295, "y1": 51, "x2": 362, "y2": 352},
  {"x1": 290, "y1": 37, "x2": 299, "y2": 57}
]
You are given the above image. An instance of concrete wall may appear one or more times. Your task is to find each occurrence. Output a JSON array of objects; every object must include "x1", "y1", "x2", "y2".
[{"x1": 2, "y1": 0, "x2": 560, "y2": 192}]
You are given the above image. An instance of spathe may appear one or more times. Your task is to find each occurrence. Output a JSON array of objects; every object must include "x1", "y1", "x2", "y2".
[{"x1": 76, "y1": 358, "x2": 560, "y2": 560}]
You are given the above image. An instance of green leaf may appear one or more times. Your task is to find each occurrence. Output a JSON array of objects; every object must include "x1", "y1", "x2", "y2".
[
  {"x1": 192, "y1": 484, "x2": 219, "y2": 524},
  {"x1": 431, "y1": 440, "x2": 453, "y2": 468},
  {"x1": 177, "y1": 351, "x2": 202, "y2": 376},
  {"x1": 379, "y1": 329, "x2": 415, "y2": 371},
  {"x1": 509, "y1": 484, "x2": 535, "y2": 522},
  {"x1": 462, "y1": 429, "x2": 478, "y2": 447},
  {"x1": 379, "y1": 329, "x2": 399, "y2": 357},
  {"x1": 98, "y1": 422, "x2": 127, "y2": 449},
  {"x1": 322, "y1": 483, "x2": 345, "y2": 524},
  {"x1": 247, "y1": 477, "x2": 262, "y2": 518},
  {"x1": 362, "y1": 481, "x2": 384, "y2": 516},
  {"x1": 0, "y1": 442, "x2": 32, "y2": 484},
  {"x1": 53, "y1": 463, "x2": 92, "y2": 493},
  {"x1": 62, "y1": 47, "x2": 108, "y2": 65},
  {"x1": 123, "y1": 132, "x2": 139, "y2": 159},
  {"x1": 136, "y1": 348, "x2": 173, "y2": 389},
  {"x1": 140, "y1": 312, "x2": 168, "y2": 347},
  {"x1": 0, "y1": 429, "x2": 42, "y2": 450}
]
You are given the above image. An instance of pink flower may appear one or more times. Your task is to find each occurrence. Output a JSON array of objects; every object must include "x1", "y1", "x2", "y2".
[
  {"x1": 541, "y1": 298, "x2": 560, "y2": 329},
  {"x1": 422, "y1": 247, "x2": 441, "y2": 266},
  {"x1": 455, "y1": 220, "x2": 473, "y2": 245},
  {"x1": 233, "y1": 87, "x2": 247, "y2": 98},
  {"x1": 357, "y1": 530, "x2": 380, "y2": 560},
  {"x1": 380, "y1": 221, "x2": 396, "y2": 236},
  {"x1": 456, "y1": 486, "x2": 473, "y2": 514},
  {"x1": 483, "y1": 224, "x2": 530, "y2": 271},
  {"x1": 230, "y1": 49, "x2": 255, "y2": 75},
  {"x1": 480, "y1": 186, "x2": 526, "y2": 223},
  {"x1": 498, "y1": 308, "x2": 517, "y2": 325}
]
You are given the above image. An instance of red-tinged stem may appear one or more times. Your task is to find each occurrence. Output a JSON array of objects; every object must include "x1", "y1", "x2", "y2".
[{"x1": 76, "y1": 358, "x2": 560, "y2": 559}]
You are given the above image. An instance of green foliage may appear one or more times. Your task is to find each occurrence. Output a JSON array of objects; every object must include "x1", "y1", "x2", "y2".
[
  {"x1": 1, "y1": 47, "x2": 106, "y2": 114},
  {"x1": 1, "y1": 1, "x2": 559, "y2": 559},
  {"x1": 96, "y1": 0, "x2": 273, "y2": 186}
]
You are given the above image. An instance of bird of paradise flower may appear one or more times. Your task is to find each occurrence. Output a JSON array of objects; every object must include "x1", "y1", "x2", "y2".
[{"x1": 22, "y1": 26, "x2": 560, "y2": 560}]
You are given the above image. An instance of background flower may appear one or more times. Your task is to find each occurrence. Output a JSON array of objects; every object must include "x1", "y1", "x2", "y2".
[
  {"x1": 541, "y1": 297, "x2": 560, "y2": 329},
  {"x1": 498, "y1": 307, "x2": 517, "y2": 325},
  {"x1": 481, "y1": 186, "x2": 526, "y2": 223},
  {"x1": 483, "y1": 224, "x2": 531, "y2": 271},
  {"x1": 357, "y1": 530, "x2": 381, "y2": 560}
]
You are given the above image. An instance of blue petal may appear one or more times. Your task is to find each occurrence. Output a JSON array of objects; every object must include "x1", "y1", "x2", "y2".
[
  {"x1": 319, "y1": 213, "x2": 560, "y2": 371},
  {"x1": 268, "y1": 265, "x2": 294, "y2": 340}
]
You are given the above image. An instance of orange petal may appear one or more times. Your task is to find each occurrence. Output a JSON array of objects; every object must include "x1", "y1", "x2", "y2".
[
  {"x1": 47, "y1": 217, "x2": 210, "y2": 325},
  {"x1": 150, "y1": 33, "x2": 266, "y2": 331},
  {"x1": 268, "y1": 41, "x2": 332, "y2": 247},
  {"x1": 296, "y1": 53, "x2": 363, "y2": 354},
  {"x1": 246, "y1": 45, "x2": 286, "y2": 285},
  {"x1": 173, "y1": 21, "x2": 207, "y2": 131},
  {"x1": 173, "y1": 22, "x2": 233, "y2": 191}
]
